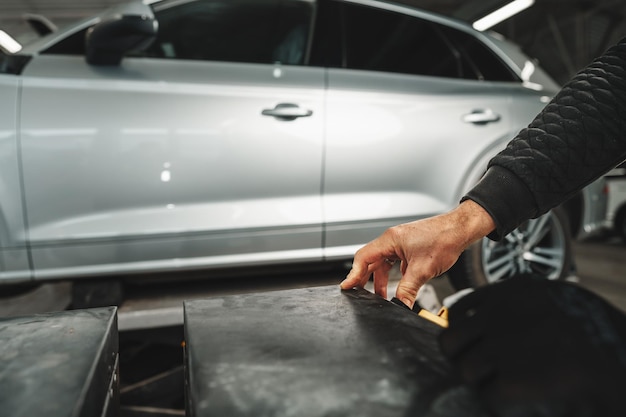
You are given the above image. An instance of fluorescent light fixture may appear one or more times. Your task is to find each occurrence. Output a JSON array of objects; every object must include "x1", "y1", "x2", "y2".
[
  {"x1": 473, "y1": 0, "x2": 535, "y2": 31},
  {"x1": 0, "y1": 30, "x2": 22, "y2": 53}
]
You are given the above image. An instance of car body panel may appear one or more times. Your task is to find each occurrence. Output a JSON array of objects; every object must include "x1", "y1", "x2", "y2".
[
  {"x1": 19, "y1": 55, "x2": 325, "y2": 277},
  {"x1": 322, "y1": 69, "x2": 519, "y2": 252}
]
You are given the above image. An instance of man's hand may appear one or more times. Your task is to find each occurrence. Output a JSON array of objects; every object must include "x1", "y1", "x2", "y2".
[{"x1": 340, "y1": 200, "x2": 495, "y2": 308}]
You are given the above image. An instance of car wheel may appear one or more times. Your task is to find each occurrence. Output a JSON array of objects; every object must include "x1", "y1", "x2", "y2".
[
  {"x1": 448, "y1": 206, "x2": 572, "y2": 289},
  {"x1": 614, "y1": 206, "x2": 626, "y2": 244}
]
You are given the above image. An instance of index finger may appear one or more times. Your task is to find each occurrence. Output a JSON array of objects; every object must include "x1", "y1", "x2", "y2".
[{"x1": 340, "y1": 259, "x2": 371, "y2": 289}]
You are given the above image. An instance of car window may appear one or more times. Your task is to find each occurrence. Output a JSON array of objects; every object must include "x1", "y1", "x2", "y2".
[
  {"x1": 438, "y1": 25, "x2": 519, "y2": 82},
  {"x1": 42, "y1": 28, "x2": 89, "y2": 55},
  {"x1": 333, "y1": 2, "x2": 464, "y2": 78},
  {"x1": 322, "y1": 0, "x2": 518, "y2": 82},
  {"x1": 138, "y1": 0, "x2": 314, "y2": 65}
]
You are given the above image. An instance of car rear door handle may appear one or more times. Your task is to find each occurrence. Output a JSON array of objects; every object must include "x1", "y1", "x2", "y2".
[
  {"x1": 462, "y1": 109, "x2": 501, "y2": 125},
  {"x1": 261, "y1": 103, "x2": 313, "y2": 121}
]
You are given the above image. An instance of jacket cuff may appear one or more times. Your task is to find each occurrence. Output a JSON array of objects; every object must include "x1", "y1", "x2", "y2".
[{"x1": 461, "y1": 166, "x2": 538, "y2": 241}]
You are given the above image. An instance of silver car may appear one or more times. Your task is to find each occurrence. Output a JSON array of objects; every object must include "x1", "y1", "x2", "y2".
[{"x1": 0, "y1": 0, "x2": 599, "y2": 300}]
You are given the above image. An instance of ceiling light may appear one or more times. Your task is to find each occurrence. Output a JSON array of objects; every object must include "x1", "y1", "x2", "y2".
[
  {"x1": 473, "y1": 0, "x2": 535, "y2": 31},
  {"x1": 0, "y1": 30, "x2": 22, "y2": 53}
]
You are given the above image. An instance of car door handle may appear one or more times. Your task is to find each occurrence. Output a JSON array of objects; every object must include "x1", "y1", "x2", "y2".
[
  {"x1": 462, "y1": 109, "x2": 501, "y2": 125},
  {"x1": 261, "y1": 103, "x2": 313, "y2": 121}
]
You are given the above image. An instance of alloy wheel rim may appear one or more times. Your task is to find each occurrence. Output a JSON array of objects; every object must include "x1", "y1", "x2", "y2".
[{"x1": 480, "y1": 211, "x2": 566, "y2": 283}]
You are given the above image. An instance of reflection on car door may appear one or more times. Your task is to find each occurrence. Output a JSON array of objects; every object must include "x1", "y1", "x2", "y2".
[{"x1": 18, "y1": 0, "x2": 325, "y2": 279}]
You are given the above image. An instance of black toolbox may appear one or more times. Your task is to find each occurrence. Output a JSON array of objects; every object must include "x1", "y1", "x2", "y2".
[
  {"x1": 183, "y1": 285, "x2": 486, "y2": 417},
  {"x1": 0, "y1": 306, "x2": 119, "y2": 417}
]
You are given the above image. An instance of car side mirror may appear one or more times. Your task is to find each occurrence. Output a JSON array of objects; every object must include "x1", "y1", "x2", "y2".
[{"x1": 85, "y1": 14, "x2": 157, "y2": 66}]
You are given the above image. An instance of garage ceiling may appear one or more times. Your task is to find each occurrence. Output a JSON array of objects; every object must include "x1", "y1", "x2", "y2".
[{"x1": 1, "y1": 0, "x2": 625, "y2": 84}]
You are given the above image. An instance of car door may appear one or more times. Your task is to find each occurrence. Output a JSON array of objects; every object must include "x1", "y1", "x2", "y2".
[
  {"x1": 319, "y1": 0, "x2": 520, "y2": 257},
  {"x1": 18, "y1": 0, "x2": 325, "y2": 279}
]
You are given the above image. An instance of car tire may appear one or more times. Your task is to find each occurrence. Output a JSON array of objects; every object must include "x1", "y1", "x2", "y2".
[
  {"x1": 448, "y1": 206, "x2": 573, "y2": 289},
  {"x1": 614, "y1": 205, "x2": 626, "y2": 244}
]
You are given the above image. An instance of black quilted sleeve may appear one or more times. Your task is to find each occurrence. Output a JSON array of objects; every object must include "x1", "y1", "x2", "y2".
[{"x1": 465, "y1": 37, "x2": 626, "y2": 240}]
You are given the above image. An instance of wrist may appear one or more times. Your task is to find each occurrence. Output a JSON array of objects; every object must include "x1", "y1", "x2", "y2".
[{"x1": 447, "y1": 200, "x2": 496, "y2": 248}]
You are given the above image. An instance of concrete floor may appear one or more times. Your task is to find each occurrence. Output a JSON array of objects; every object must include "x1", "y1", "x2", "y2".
[{"x1": 573, "y1": 236, "x2": 626, "y2": 311}]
